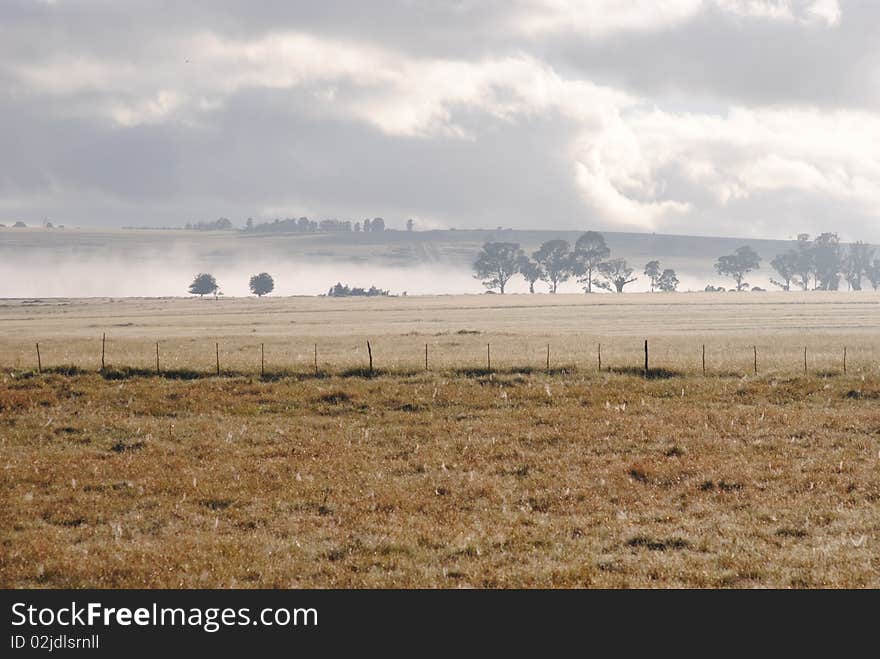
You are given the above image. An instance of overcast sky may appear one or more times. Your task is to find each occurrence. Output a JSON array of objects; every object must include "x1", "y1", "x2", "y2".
[{"x1": 1, "y1": 0, "x2": 879, "y2": 239}]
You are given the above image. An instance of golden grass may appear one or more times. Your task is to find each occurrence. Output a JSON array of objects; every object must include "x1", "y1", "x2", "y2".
[{"x1": 2, "y1": 369, "x2": 879, "y2": 588}]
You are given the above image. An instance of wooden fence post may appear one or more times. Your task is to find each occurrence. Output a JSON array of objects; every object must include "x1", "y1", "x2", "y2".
[
  {"x1": 36, "y1": 342, "x2": 42, "y2": 374},
  {"x1": 753, "y1": 346, "x2": 758, "y2": 375},
  {"x1": 702, "y1": 344, "x2": 706, "y2": 376},
  {"x1": 598, "y1": 343, "x2": 602, "y2": 372},
  {"x1": 487, "y1": 343, "x2": 491, "y2": 373},
  {"x1": 156, "y1": 342, "x2": 160, "y2": 375},
  {"x1": 804, "y1": 346, "x2": 807, "y2": 375},
  {"x1": 101, "y1": 333, "x2": 106, "y2": 371},
  {"x1": 261, "y1": 343, "x2": 265, "y2": 377},
  {"x1": 425, "y1": 343, "x2": 429, "y2": 371},
  {"x1": 314, "y1": 344, "x2": 318, "y2": 376},
  {"x1": 644, "y1": 339, "x2": 649, "y2": 377},
  {"x1": 216, "y1": 342, "x2": 220, "y2": 376},
  {"x1": 367, "y1": 341, "x2": 373, "y2": 374},
  {"x1": 843, "y1": 346, "x2": 847, "y2": 375},
  {"x1": 546, "y1": 344, "x2": 550, "y2": 371}
]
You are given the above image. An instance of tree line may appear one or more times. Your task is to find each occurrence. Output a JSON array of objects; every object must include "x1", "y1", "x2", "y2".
[
  {"x1": 768, "y1": 233, "x2": 879, "y2": 291},
  {"x1": 475, "y1": 231, "x2": 880, "y2": 294},
  {"x1": 473, "y1": 231, "x2": 679, "y2": 294}
]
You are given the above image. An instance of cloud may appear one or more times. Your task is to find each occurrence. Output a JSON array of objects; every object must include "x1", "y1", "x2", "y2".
[{"x1": 0, "y1": 0, "x2": 878, "y2": 241}]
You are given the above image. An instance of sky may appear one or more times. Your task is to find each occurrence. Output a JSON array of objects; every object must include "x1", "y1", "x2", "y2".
[{"x1": 1, "y1": 0, "x2": 879, "y2": 240}]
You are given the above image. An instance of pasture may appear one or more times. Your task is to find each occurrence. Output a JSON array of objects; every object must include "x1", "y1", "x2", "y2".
[{"x1": 1, "y1": 292, "x2": 879, "y2": 587}]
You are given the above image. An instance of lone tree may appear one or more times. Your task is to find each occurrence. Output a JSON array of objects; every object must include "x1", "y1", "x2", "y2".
[
  {"x1": 770, "y1": 251, "x2": 798, "y2": 291},
  {"x1": 189, "y1": 273, "x2": 219, "y2": 297},
  {"x1": 644, "y1": 260, "x2": 662, "y2": 292},
  {"x1": 473, "y1": 242, "x2": 524, "y2": 294},
  {"x1": 249, "y1": 272, "x2": 275, "y2": 297},
  {"x1": 714, "y1": 246, "x2": 761, "y2": 291},
  {"x1": 573, "y1": 231, "x2": 610, "y2": 293},
  {"x1": 596, "y1": 258, "x2": 637, "y2": 293},
  {"x1": 518, "y1": 254, "x2": 544, "y2": 294},
  {"x1": 406, "y1": 218, "x2": 414, "y2": 231},
  {"x1": 533, "y1": 240, "x2": 573, "y2": 293},
  {"x1": 657, "y1": 268, "x2": 679, "y2": 292}
]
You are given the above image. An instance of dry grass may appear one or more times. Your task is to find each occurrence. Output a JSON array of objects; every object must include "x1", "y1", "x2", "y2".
[
  {"x1": 2, "y1": 368, "x2": 879, "y2": 588},
  {"x1": 1, "y1": 293, "x2": 878, "y2": 377}
]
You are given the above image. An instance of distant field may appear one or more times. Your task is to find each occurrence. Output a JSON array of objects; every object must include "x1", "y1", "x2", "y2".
[
  {"x1": 1, "y1": 292, "x2": 878, "y2": 376},
  {"x1": 0, "y1": 226, "x2": 813, "y2": 296}
]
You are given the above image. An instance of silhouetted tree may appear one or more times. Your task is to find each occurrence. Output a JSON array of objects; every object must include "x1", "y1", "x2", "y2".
[
  {"x1": 714, "y1": 246, "x2": 761, "y2": 291},
  {"x1": 770, "y1": 251, "x2": 798, "y2": 291},
  {"x1": 354, "y1": 221, "x2": 361, "y2": 232},
  {"x1": 363, "y1": 219, "x2": 371, "y2": 232},
  {"x1": 572, "y1": 231, "x2": 610, "y2": 293},
  {"x1": 843, "y1": 241, "x2": 874, "y2": 291},
  {"x1": 371, "y1": 218, "x2": 386, "y2": 232},
  {"x1": 473, "y1": 242, "x2": 524, "y2": 294},
  {"x1": 533, "y1": 240, "x2": 573, "y2": 293},
  {"x1": 791, "y1": 234, "x2": 814, "y2": 290},
  {"x1": 249, "y1": 272, "x2": 275, "y2": 297},
  {"x1": 812, "y1": 232, "x2": 842, "y2": 290},
  {"x1": 189, "y1": 273, "x2": 219, "y2": 297},
  {"x1": 245, "y1": 217, "x2": 254, "y2": 231},
  {"x1": 406, "y1": 218, "x2": 414, "y2": 231},
  {"x1": 867, "y1": 259, "x2": 880, "y2": 291},
  {"x1": 644, "y1": 260, "x2": 661, "y2": 292},
  {"x1": 518, "y1": 255, "x2": 544, "y2": 294},
  {"x1": 657, "y1": 268, "x2": 679, "y2": 292},
  {"x1": 596, "y1": 258, "x2": 637, "y2": 293}
]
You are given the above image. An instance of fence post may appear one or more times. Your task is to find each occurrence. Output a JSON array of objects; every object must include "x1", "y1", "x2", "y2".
[
  {"x1": 702, "y1": 344, "x2": 706, "y2": 376},
  {"x1": 425, "y1": 343, "x2": 429, "y2": 372},
  {"x1": 546, "y1": 344, "x2": 550, "y2": 371},
  {"x1": 156, "y1": 342, "x2": 160, "y2": 375},
  {"x1": 367, "y1": 341, "x2": 373, "y2": 374},
  {"x1": 487, "y1": 343, "x2": 491, "y2": 373},
  {"x1": 644, "y1": 339, "x2": 649, "y2": 377},
  {"x1": 598, "y1": 343, "x2": 602, "y2": 372},
  {"x1": 261, "y1": 343, "x2": 265, "y2": 377},
  {"x1": 843, "y1": 346, "x2": 847, "y2": 375},
  {"x1": 804, "y1": 346, "x2": 807, "y2": 375},
  {"x1": 216, "y1": 342, "x2": 220, "y2": 376},
  {"x1": 314, "y1": 344, "x2": 318, "y2": 376},
  {"x1": 753, "y1": 346, "x2": 757, "y2": 376},
  {"x1": 101, "y1": 333, "x2": 106, "y2": 371},
  {"x1": 36, "y1": 342, "x2": 42, "y2": 374}
]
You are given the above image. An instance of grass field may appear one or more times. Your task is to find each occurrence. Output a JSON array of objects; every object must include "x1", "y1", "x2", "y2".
[{"x1": 2, "y1": 292, "x2": 879, "y2": 588}]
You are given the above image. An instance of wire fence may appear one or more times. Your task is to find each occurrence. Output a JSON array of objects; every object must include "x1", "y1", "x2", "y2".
[{"x1": 14, "y1": 334, "x2": 870, "y2": 380}]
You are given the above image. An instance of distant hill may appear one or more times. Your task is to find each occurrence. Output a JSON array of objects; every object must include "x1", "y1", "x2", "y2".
[{"x1": 0, "y1": 226, "x2": 872, "y2": 296}]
